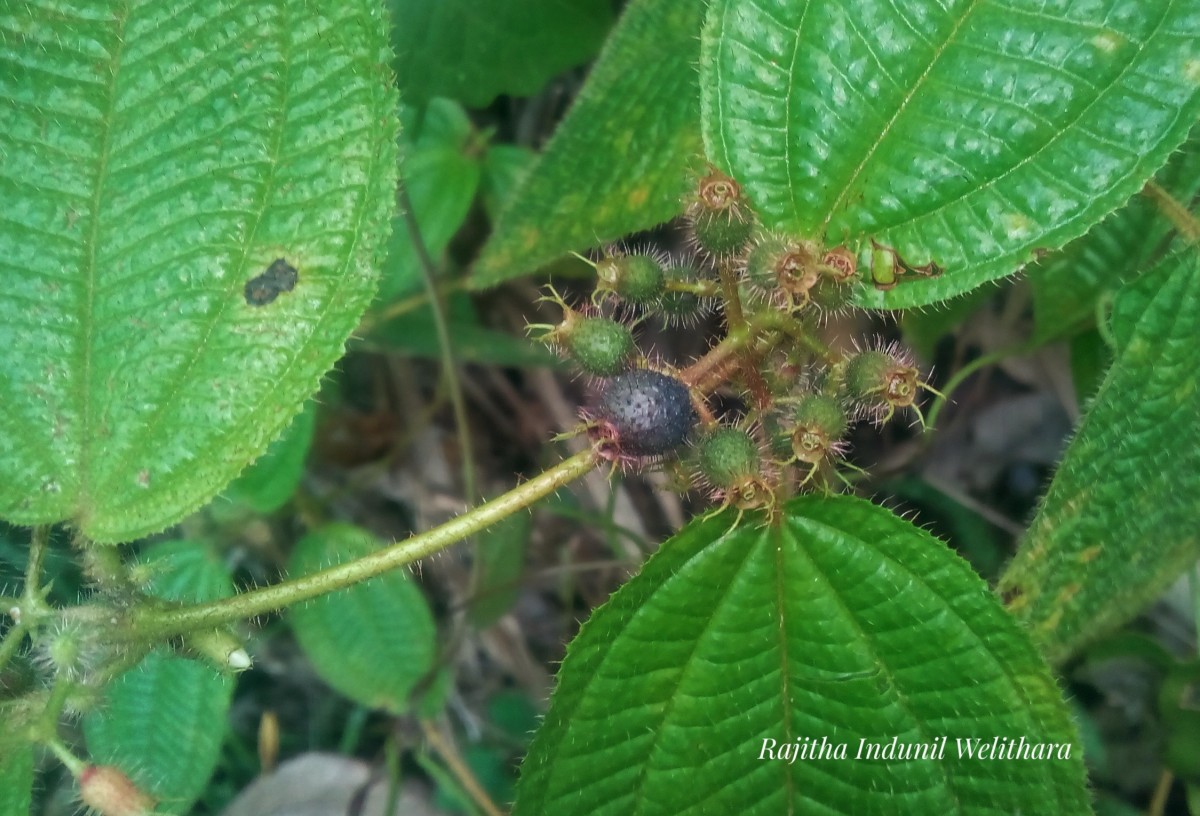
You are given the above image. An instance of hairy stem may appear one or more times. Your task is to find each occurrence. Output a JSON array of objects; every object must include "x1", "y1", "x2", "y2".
[
  {"x1": 120, "y1": 449, "x2": 599, "y2": 640},
  {"x1": 1143, "y1": 181, "x2": 1200, "y2": 244}
]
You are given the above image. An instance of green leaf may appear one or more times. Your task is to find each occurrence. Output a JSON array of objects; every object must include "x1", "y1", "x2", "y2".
[
  {"x1": 701, "y1": 0, "x2": 1200, "y2": 309},
  {"x1": 0, "y1": 0, "x2": 398, "y2": 542},
  {"x1": 471, "y1": 0, "x2": 706, "y2": 288},
  {"x1": 390, "y1": 0, "x2": 614, "y2": 107},
  {"x1": 482, "y1": 145, "x2": 536, "y2": 219},
  {"x1": 370, "y1": 293, "x2": 558, "y2": 368},
  {"x1": 84, "y1": 540, "x2": 235, "y2": 811},
  {"x1": 0, "y1": 737, "x2": 33, "y2": 816},
  {"x1": 1000, "y1": 251, "x2": 1200, "y2": 664},
  {"x1": 1031, "y1": 131, "x2": 1200, "y2": 340},
  {"x1": 516, "y1": 497, "x2": 1089, "y2": 815},
  {"x1": 288, "y1": 523, "x2": 440, "y2": 714},
  {"x1": 379, "y1": 99, "x2": 483, "y2": 303},
  {"x1": 220, "y1": 400, "x2": 316, "y2": 515},
  {"x1": 469, "y1": 511, "x2": 533, "y2": 628}
]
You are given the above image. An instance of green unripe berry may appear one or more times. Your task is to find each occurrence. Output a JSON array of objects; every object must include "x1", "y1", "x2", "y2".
[
  {"x1": 596, "y1": 253, "x2": 665, "y2": 305},
  {"x1": 562, "y1": 316, "x2": 636, "y2": 376},
  {"x1": 790, "y1": 393, "x2": 849, "y2": 464},
  {"x1": 845, "y1": 349, "x2": 918, "y2": 408},
  {"x1": 744, "y1": 234, "x2": 819, "y2": 303},
  {"x1": 696, "y1": 427, "x2": 760, "y2": 489},
  {"x1": 658, "y1": 290, "x2": 705, "y2": 326},
  {"x1": 692, "y1": 208, "x2": 755, "y2": 257},
  {"x1": 687, "y1": 169, "x2": 755, "y2": 257}
]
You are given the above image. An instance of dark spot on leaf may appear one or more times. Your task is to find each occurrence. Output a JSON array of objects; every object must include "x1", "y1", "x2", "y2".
[{"x1": 244, "y1": 258, "x2": 299, "y2": 306}]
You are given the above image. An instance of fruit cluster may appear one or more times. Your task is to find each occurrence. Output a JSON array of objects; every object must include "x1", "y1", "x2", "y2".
[{"x1": 530, "y1": 166, "x2": 938, "y2": 517}]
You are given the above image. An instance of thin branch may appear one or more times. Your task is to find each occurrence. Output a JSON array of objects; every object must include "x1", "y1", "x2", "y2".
[{"x1": 119, "y1": 449, "x2": 599, "y2": 639}]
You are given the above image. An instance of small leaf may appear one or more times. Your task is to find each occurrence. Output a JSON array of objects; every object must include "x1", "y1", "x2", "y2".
[
  {"x1": 469, "y1": 511, "x2": 533, "y2": 628},
  {"x1": 83, "y1": 540, "x2": 235, "y2": 811},
  {"x1": 390, "y1": 0, "x2": 614, "y2": 107},
  {"x1": 1031, "y1": 130, "x2": 1200, "y2": 340},
  {"x1": 516, "y1": 496, "x2": 1089, "y2": 815},
  {"x1": 471, "y1": 0, "x2": 706, "y2": 288},
  {"x1": 0, "y1": 0, "x2": 398, "y2": 542},
  {"x1": 288, "y1": 523, "x2": 439, "y2": 714},
  {"x1": 0, "y1": 736, "x2": 33, "y2": 816},
  {"x1": 370, "y1": 294, "x2": 558, "y2": 368},
  {"x1": 220, "y1": 400, "x2": 317, "y2": 515},
  {"x1": 1000, "y1": 251, "x2": 1200, "y2": 664},
  {"x1": 701, "y1": 0, "x2": 1200, "y2": 308},
  {"x1": 380, "y1": 100, "x2": 483, "y2": 303}
]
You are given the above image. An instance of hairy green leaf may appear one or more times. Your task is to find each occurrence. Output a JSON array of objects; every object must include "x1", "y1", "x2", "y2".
[
  {"x1": 219, "y1": 399, "x2": 316, "y2": 515},
  {"x1": 1031, "y1": 131, "x2": 1200, "y2": 339},
  {"x1": 0, "y1": 0, "x2": 398, "y2": 542},
  {"x1": 0, "y1": 737, "x2": 33, "y2": 816},
  {"x1": 517, "y1": 497, "x2": 1089, "y2": 815},
  {"x1": 83, "y1": 540, "x2": 235, "y2": 811},
  {"x1": 1001, "y1": 251, "x2": 1200, "y2": 664},
  {"x1": 289, "y1": 523, "x2": 440, "y2": 713},
  {"x1": 390, "y1": 0, "x2": 613, "y2": 107},
  {"x1": 701, "y1": 0, "x2": 1200, "y2": 308},
  {"x1": 472, "y1": 0, "x2": 705, "y2": 288}
]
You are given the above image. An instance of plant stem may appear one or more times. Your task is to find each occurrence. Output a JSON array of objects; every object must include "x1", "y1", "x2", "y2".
[
  {"x1": 45, "y1": 737, "x2": 86, "y2": 776},
  {"x1": 923, "y1": 342, "x2": 1038, "y2": 432},
  {"x1": 0, "y1": 620, "x2": 29, "y2": 677},
  {"x1": 678, "y1": 326, "x2": 753, "y2": 393},
  {"x1": 122, "y1": 449, "x2": 599, "y2": 639},
  {"x1": 420, "y1": 718, "x2": 504, "y2": 816},
  {"x1": 398, "y1": 180, "x2": 477, "y2": 507},
  {"x1": 1143, "y1": 181, "x2": 1200, "y2": 244}
]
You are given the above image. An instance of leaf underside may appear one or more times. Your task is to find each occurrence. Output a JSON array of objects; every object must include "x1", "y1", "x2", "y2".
[
  {"x1": 0, "y1": 0, "x2": 398, "y2": 542},
  {"x1": 288, "y1": 523, "x2": 439, "y2": 714},
  {"x1": 1001, "y1": 251, "x2": 1200, "y2": 665},
  {"x1": 470, "y1": 0, "x2": 706, "y2": 288},
  {"x1": 516, "y1": 496, "x2": 1089, "y2": 816},
  {"x1": 701, "y1": 0, "x2": 1200, "y2": 308}
]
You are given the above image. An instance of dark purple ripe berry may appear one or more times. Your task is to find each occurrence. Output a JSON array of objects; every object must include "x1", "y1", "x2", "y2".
[{"x1": 593, "y1": 370, "x2": 697, "y2": 458}]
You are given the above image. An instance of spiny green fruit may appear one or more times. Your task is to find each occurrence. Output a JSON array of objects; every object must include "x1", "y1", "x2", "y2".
[
  {"x1": 790, "y1": 393, "x2": 849, "y2": 464},
  {"x1": 809, "y1": 246, "x2": 859, "y2": 313},
  {"x1": 843, "y1": 345, "x2": 922, "y2": 424},
  {"x1": 696, "y1": 427, "x2": 760, "y2": 488},
  {"x1": 687, "y1": 168, "x2": 755, "y2": 257},
  {"x1": 595, "y1": 253, "x2": 666, "y2": 305},
  {"x1": 657, "y1": 290, "x2": 706, "y2": 327},
  {"x1": 593, "y1": 369, "x2": 697, "y2": 458},
  {"x1": 744, "y1": 234, "x2": 818, "y2": 297},
  {"x1": 562, "y1": 315, "x2": 636, "y2": 376}
]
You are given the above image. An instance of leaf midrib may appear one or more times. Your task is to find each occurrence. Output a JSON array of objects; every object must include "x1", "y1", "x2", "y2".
[
  {"x1": 78, "y1": 3, "x2": 132, "y2": 512},
  {"x1": 819, "y1": 0, "x2": 983, "y2": 234}
]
